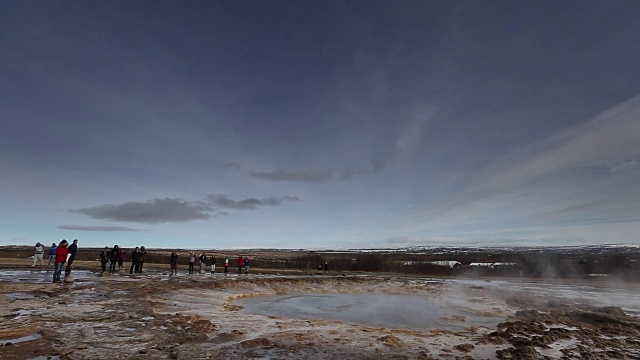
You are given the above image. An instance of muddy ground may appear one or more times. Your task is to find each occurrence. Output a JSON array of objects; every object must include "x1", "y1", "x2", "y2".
[{"x1": 1, "y1": 262, "x2": 639, "y2": 359}]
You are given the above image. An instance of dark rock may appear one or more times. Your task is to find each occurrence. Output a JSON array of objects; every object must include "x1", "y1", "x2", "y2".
[
  {"x1": 454, "y1": 343, "x2": 474, "y2": 352},
  {"x1": 515, "y1": 310, "x2": 540, "y2": 321},
  {"x1": 597, "y1": 306, "x2": 626, "y2": 317},
  {"x1": 547, "y1": 299, "x2": 569, "y2": 308},
  {"x1": 497, "y1": 346, "x2": 538, "y2": 359}
]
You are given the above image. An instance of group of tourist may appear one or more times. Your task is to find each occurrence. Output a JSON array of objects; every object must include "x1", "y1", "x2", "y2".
[
  {"x1": 99, "y1": 245, "x2": 147, "y2": 274},
  {"x1": 40, "y1": 239, "x2": 78, "y2": 283},
  {"x1": 171, "y1": 253, "x2": 250, "y2": 275},
  {"x1": 36, "y1": 241, "x2": 256, "y2": 279}
]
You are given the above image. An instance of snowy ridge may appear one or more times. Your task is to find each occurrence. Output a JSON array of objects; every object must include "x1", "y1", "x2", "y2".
[
  {"x1": 2, "y1": 243, "x2": 639, "y2": 254},
  {"x1": 311, "y1": 243, "x2": 640, "y2": 255}
]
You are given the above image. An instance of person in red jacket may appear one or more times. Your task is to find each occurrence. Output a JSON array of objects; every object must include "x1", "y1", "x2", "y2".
[
  {"x1": 237, "y1": 255, "x2": 244, "y2": 274},
  {"x1": 53, "y1": 239, "x2": 69, "y2": 283}
]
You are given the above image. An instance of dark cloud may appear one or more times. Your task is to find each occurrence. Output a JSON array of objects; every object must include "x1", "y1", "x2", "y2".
[
  {"x1": 206, "y1": 194, "x2": 300, "y2": 210},
  {"x1": 56, "y1": 225, "x2": 141, "y2": 232},
  {"x1": 71, "y1": 194, "x2": 300, "y2": 223},
  {"x1": 250, "y1": 169, "x2": 332, "y2": 182},
  {"x1": 71, "y1": 198, "x2": 211, "y2": 223}
]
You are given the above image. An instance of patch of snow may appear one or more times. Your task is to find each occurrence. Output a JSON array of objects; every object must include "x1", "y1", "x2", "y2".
[
  {"x1": 544, "y1": 324, "x2": 580, "y2": 331},
  {"x1": 1, "y1": 333, "x2": 41, "y2": 346}
]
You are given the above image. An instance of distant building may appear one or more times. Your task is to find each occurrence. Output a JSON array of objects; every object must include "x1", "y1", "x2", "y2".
[
  {"x1": 468, "y1": 262, "x2": 517, "y2": 269},
  {"x1": 403, "y1": 260, "x2": 462, "y2": 269}
]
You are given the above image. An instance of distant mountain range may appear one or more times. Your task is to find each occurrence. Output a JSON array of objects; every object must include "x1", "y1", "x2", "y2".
[
  {"x1": 2, "y1": 243, "x2": 639, "y2": 255},
  {"x1": 312, "y1": 244, "x2": 640, "y2": 255}
]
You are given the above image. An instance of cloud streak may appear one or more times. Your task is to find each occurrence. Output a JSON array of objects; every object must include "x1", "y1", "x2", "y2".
[
  {"x1": 395, "y1": 106, "x2": 436, "y2": 155},
  {"x1": 482, "y1": 95, "x2": 640, "y2": 190},
  {"x1": 247, "y1": 161, "x2": 383, "y2": 183},
  {"x1": 250, "y1": 169, "x2": 332, "y2": 182},
  {"x1": 378, "y1": 94, "x2": 640, "y2": 248},
  {"x1": 609, "y1": 159, "x2": 639, "y2": 173},
  {"x1": 56, "y1": 225, "x2": 141, "y2": 232},
  {"x1": 409, "y1": 95, "x2": 640, "y2": 224},
  {"x1": 337, "y1": 160, "x2": 384, "y2": 180},
  {"x1": 205, "y1": 194, "x2": 300, "y2": 210}
]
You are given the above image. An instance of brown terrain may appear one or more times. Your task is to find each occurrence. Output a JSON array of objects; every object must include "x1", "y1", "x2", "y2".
[{"x1": 1, "y1": 246, "x2": 640, "y2": 359}]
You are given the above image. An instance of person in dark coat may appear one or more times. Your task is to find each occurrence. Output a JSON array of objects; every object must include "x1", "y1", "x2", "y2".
[
  {"x1": 109, "y1": 245, "x2": 119, "y2": 273},
  {"x1": 170, "y1": 251, "x2": 178, "y2": 275},
  {"x1": 199, "y1": 253, "x2": 208, "y2": 272},
  {"x1": 130, "y1": 247, "x2": 140, "y2": 274},
  {"x1": 100, "y1": 247, "x2": 109, "y2": 274},
  {"x1": 137, "y1": 246, "x2": 147, "y2": 273},
  {"x1": 65, "y1": 239, "x2": 78, "y2": 276}
]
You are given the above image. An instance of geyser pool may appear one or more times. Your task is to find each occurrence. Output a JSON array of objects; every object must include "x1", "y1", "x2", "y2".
[{"x1": 236, "y1": 293, "x2": 504, "y2": 330}]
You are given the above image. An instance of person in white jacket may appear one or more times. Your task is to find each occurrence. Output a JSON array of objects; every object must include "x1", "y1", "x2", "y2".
[{"x1": 32, "y1": 242, "x2": 45, "y2": 267}]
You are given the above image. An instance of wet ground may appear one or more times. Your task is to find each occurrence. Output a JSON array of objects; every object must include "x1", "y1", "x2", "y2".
[
  {"x1": 0, "y1": 269, "x2": 97, "y2": 283},
  {"x1": 237, "y1": 293, "x2": 505, "y2": 331},
  {"x1": 1, "y1": 269, "x2": 639, "y2": 359}
]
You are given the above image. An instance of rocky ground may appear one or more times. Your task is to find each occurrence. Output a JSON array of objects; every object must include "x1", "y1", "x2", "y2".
[{"x1": 1, "y1": 263, "x2": 639, "y2": 359}]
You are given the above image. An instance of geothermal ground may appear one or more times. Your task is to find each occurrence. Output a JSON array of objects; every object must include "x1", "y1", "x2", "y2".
[{"x1": 1, "y1": 266, "x2": 639, "y2": 359}]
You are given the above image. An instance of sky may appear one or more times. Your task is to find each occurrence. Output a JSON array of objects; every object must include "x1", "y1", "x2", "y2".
[{"x1": 2, "y1": 1, "x2": 640, "y2": 249}]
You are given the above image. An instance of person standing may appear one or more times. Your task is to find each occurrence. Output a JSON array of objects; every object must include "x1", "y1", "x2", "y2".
[
  {"x1": 100, "y1": 247, "x2": 109, "y2": 274},
  {"x1": 188, "y1": 252, "x2": 195, "y2": 274},
  {"x1": 118, "y1": 248, "x2": 126, "y2": 271},
  {"x1": 32, "y1": 242, "x2": 45, "y2": 267},
  {"x1": 170, "y1": 251, "x2": 178, "y2": 275},
  {"x1": 237, "y1": 255, "x2": 244, "y2": 274},
  {"x1": 224, "y1": 257, "x2": 229, "y2": 275},
  {"x1": 109, "y1": 245, "x2": 119, "y2": 274},
  {"x1": 199, "y1": 253, "x2": 207, "y2": 272},
  {"x1": 53, "y1": 240, "x2": 69, "y2": 283},
  {"x1": 137, "y1": 246, "x2": 147, "y2": 273},
  {"x1": 129, "y1": 247, "x2": 140, "y2": 274},
  {"x1": 47, "y1": 242, "x2": 57, "y2": 267},
  {"x1": 210, "y1": 256, "x2": 216, "y2": 274},
  {"x1": 65, "y1": 239, "x2": 78, "y2": 277},
  {"x1": 244, "y1": 257, "x2": 250, "y2": 274}
]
